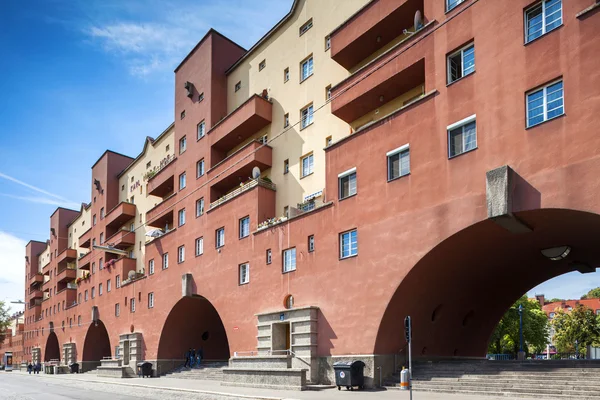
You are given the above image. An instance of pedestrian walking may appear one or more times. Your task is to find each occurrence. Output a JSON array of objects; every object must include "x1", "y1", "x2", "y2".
[
  {"x1": 27, "y1": 363, "x2": 33, "y2": 374},
  {"x1": 184, "y1": 348, "x2": 191, "y2": 368},
  {"x1": 35, "y1": 362, "x2": 41, "y2": 374},
  {"x1": 190, "y1": 348, "x2": 196, "y2": 368},
  {"x1": 197, "y1": 347, "x2": 204, "y2": 367}
]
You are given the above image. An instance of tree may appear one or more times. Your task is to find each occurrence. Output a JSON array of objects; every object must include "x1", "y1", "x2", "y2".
[
  {"x1": 488, "y1": 295, "x2": 549, "y2": 355},
  {"x1": 548, "y1": 298, "x2": 564, "y2": 303},
  {"x1": 552, "y1": 304, "x2": 600, "y2": 354},
  {"x1": 0, "y1": 300, "x2": 11, "y2": 345},
  {"x1": 580, "y1": 287, "x2": 600, "y2": 300}
]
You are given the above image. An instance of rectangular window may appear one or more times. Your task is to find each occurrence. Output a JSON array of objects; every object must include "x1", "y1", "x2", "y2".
[
  {"x1": 99, "y1": 257, "x2": 103, "y2": 270},
  {"x1": 526, "y1": 80, "x2": 564, "y2": 127},
  {"x1": 100, "y1": 207, "x2": 105, "y2": 219},
  {"x1": 284, "y1": 206, "x2": 289, "y2": 218},
  {"x1": 301, "y1": 104, "x2": 314, "y2": 129},
  {"x1": 179, "y1": 172, "x2": 186, "y2": 190},
  {"x1": 447, "y1": 43, "x2": 475, "y2": 84},
  {"x1": 197, "y1": 121, "x2": 205, "y2": 140},
  {"x1": 195, "y1": 237, "x2": 204, "y2": 256},
  {"x1": 115, "y1": 303, "x2": 120, "y2": 317},
  {"x1": 525, "y1": 0, "x2": 562, "y2": 43},
  {"x1": 284, "y1": 68, "x2": 290, "y2": 82},
  {"x1": 266, "y1": 249, "x2": 272, "y2": 264},
  {"x1": 239, "y1": 216, "x2": 250, "y2": 239},
  {"x1": 130, "y1": 298, "x2": 136, "y2": 313},
  {"x1": 148, "y1": 292, "x2": 154, "y2": 308},
  {"x1": 93, "y1": 214, "x2": 96, "y2": 226},
  {"x1": 85, "y1": 290, "x2": 88, "y2": 301},
  {"x1": 283, "y1": 248, "x2": 297, "y2": 273},
  {"x1": 179, "y1": 136, "x2": 187, "y2": 154},
  {"x1": 308, "y1": 235, "x2": 315, "y2": 252},
  {"x1": 149, "y1": 259, "x2": 154, "y2": 275},
  {"x1": 216, "y1": 227, "x2": 225, "y2": 248},
  {"x1": 196, "y1": 198, "x2": 205, "y2": 217},
  {"x1": 300, "y1": 56, "x2": 314, "y2": 82},
  {"x1": 339, "y1": 168, "x2": 357, "y2": 199},
  {"x1": 259, "y1": 134, "x2": 268, "y2": 145},
  {"x1": 325, "y1": 35, "x2": 331, "y2": 50},
  {"x1": 326, "y1": 136, "x2": 332, "y2": 146},
  {"x1": 284, "y1": 113, "x2": 290, "y2": 128},
  {"x1": 340, "y1": 229, "x2": 358, "y2": 259},
  {"x1": 196, "y1": 159, "x2": 205, "y2": 178},
  {"x1": 178, "y1": 208, "x2": 185, "y2": 226},
  {"x1": 235, "y1": 81, "x2": 241, "y2": 92},
  {"x1": 259, "y1": 59, "x2": 266, "y2": 71},
  {"x1": 178, "y1": 245, "x2": 185, "y2": 263},
  {"x1": 99, "y1": 232, "x2": 104, "y2": 244},
  {"x1": 446, "y1": 0, "x2": 465, "y2": 11},
  {"x1": 387, "y1": 144, "x2": 411, "y2": 181},
  {"x1": 448, "y1": 115, "x2": 477, "y2": 158},
  {"x1": 91, "y1": 287, "x2": 95, "y2": 299},
  {"x1": 99, "y1": 283, "x2": 103, "y2": 296},
  {"x1": 107, "y1": 279, "x2": 111, "y2": 292},
  {"x1": 301, "y1": 153, "x2": 314, "y2": 177},
  {"x1": 162, "y1": 253, "x2": 169, "y2": 269},
  {"x1": 299, "y1": 18, "x2": 313, "y2": 35},
  {"x1": 116, "y1": 275, "x2": 121, "y2": 288},
  {"x1": 180, "y1": 110, "x2": 186, "y2": 120},
  {"x1": 198, "y1": 92, "x2": 204, "y2": 102},
  {"x1": 284, "y1": 159, "x2": 290, "y2": 174},
  {"x1": 239, "y1": 263, "x2": 249, "y2": 285},
  {"x1": 92, "y1": 262, "x2": 96, "y2": 274}
]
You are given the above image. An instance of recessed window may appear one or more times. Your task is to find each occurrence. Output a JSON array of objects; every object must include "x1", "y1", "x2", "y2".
[
  {"x1": 216, "y1": 227, "x2": 225, "y2": 248},
  {"x1": 447, "y1": 43, "x2": 475, "y2": 84},
  {"x1": 99, "y1": 283, "x2": 103, "y2": 296},
  {"x1": 339, "y1": 168, "x2": 357, "y2": 199},
  {"x1": 308, "y1": 235, "x2": 315, "y2": 252},
  {"x1": 301, "y1": 153, "x2": 314, "y2": 178},
  {"x1": 259, "y1": 134, "x2": 268, "y2": 145},
  {"x1": 285, "y1": 294, "x2": 294, "y2": 309},
  {"x1": 266, "y1": 249, "x2": 272, "y2": 264},
  {"x1": 84, "y1": 290, "x2": 88, "y2": 301},
  {"x1": 130, "y1": 298, "x2": 136, "y2": 313},
  {"x1": 300, "y1": 104, "x2": 314, "y2": 129},
  {"x1": 284, "y1": 113, "x2": 290, "y2": 128},
  {"x1": 100, "y1": 207, "x2": 105, "y2": 219},
  {"x1": 148, "y1": 292, "x2": 154, "y2": 308},
  {"x1": 300, "y1": 56, "x2": 314, "y2": 82},
  {"x1": 178, "y1": 208, "x2": 185, "y2": 226},
  {"x1": 115, "y1": 304, "x2": 120, "y2": 317},
  {"x1": 93, "y1": 215, "x2": 96, "y2": 226},
  {"x1": 239, "y1": 263, "x2": 250, "y2": 285},
  {"x1": 299, "y1": 18, "x2": 313, "y2": 36},
  {"x1": 284, "y1": 159, "x2": 290, "y2": 174},
  {"x1": 92, "y1": 262, "x2": 96, "y2": 274},
  {"x1": 91, "y1": 287, "x2": 96, "y2": 299},
  {"x1": 387, "y1": 144, "x2": 410, "y2": 181},
  {"x1": 178, "y1": 245, "x2": 185, "y2": 263},
  {"x1": 526, "y1": 80, "x2": 564, "y2": 128},
  {"x1": 448, "y1": 115, "x2": 477, "y2": 158},
  {"x1": 196, "y1": 159, "x2": 205, "y2": 178},
  {"x1": 325, "y1": 35, "x2": 331, "y2": 51},
  {"x1": 259, "y1": 59, "x2": 266, "y2": 71},
  {"x1": 326, "y1": 136, "x2": 332, "y2": 147},
  {"x1": 198, "y1": 92, "x2": 204, "y2": 102},
  {"x1": 195, "y1": 237, "x2": 204, "y2": 256},
  {"x1": 179, "y1": 172, "x2": 186, "y2": 190},
  {"x1": 235, "y1": 81, "x2": 241, "y2": 92},
  {"x1": 284, "y1": 68, "x2": 290, "y2": 82},
  {"x1": 525, "y1": 0, "x2": 562, "y2": 43},
  {"x1": 325, "y1": 85, "x2": 332, "y2": 101},
  {"x1": 197, "y1": 121, "x2": 205, "y2": 140},
  {"x1": 283, "y1": 248, "x2": 297, "y2": 273},
  {"x1": 166, "y1": 144, "x2": 170, "y2": 152},
  {"x1": 148, "y1": 259, "x2": 154, "y2": 275},
  {"x1": 340, "y1": 229, "x2": 358, "y2": 259},
  {"x1": 239, "y1": 216, "x2": 250, "y2": 239},
  {"x1": 196, "y1": 198, "x2": 205, "y2": 217},
  {"x1": 284, "y1": 206, "x2": 289, "y2": 218},
  {"x1": 446, "y1": 0, "x2": 466, "y2": 11},
  {"x1": 179, "y1": 136, "x2": 187, "y2": 154},
  {"x1": 162, "y1": 253, "x2": 169, "y2": 269},
  {"x1": 180, "y1": 110, "x2": 185, "y2": 120},
  {"x1": 146, "y1": 161, "x2": 151, "y2": 169},
  {"x1": 107, "y1": 279, "x2": 111, "y2": 292},
  {"x1": 116, "y1": 274, "x2": 121, "y2": 288}
]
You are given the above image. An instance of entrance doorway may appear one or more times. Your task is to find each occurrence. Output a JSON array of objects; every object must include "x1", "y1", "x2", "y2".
[{"x1": 272, "y1": 322, "x2": 290, "y2": 353}]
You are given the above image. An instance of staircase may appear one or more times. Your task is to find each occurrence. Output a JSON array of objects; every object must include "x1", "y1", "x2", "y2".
[
  {"x1": 385, "y1": 359, "x2": 600, "y2": 399},
  {"x1": 163, "y1": 361, "x2": 227, "y2": 381}
]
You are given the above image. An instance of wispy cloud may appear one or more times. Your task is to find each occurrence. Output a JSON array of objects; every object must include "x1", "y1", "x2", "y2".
[
  {"x1": 0, "y1": 231, "x2": 26, "y2": 312},
  {"x1": 0, "y1": 172, "x2": 80, "y2": 209},
  {"x1": 0, "y1": 172, "x2": 70, "y2": 201}
]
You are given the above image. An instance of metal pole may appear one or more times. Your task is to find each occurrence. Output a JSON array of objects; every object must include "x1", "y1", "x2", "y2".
[
  {"x1": 409, "y1": 332, "x2": 413, "y2": 400},
  {"x1": 519, "y1": 304, "x2": 524, "y2": 353}
]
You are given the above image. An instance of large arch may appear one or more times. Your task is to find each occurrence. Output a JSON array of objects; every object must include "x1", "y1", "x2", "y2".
[
  {"x1": 157, "y1": 296, "x2": 230, "y2": 365},
  {"x1": 82, "y1": 320, "x2": 111, "y2": 371},
  {"x1": 375, "y1": 208, "x2": 600, "y2": 358},
  {"x1": 44, "y1": 331, "x2": 60, "y2": 362}
]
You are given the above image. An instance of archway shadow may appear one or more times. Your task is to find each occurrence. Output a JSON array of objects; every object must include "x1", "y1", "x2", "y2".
[
  {"x1": 44, "y1": 331, "x2": 60, "y2": 362},
  {"x1": 82, "y1": 320, "x2": 111, "y2": 372}
]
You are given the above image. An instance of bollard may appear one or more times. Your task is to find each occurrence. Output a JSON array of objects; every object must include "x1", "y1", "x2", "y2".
[{"x1": 400, "y1": 366, "x2": 410, "y2": 390}]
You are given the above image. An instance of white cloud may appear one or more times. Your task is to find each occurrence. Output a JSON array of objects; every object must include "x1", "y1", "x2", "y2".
[
  {"x1": 0, "y1": 193, "x2": 80, "y2": 209},
  {"x1": 0, "y1": 172, "x2": 71, "y2": 201},
  {"x1": 0, "y1": 231, "x2": 26, "y2": 313}
]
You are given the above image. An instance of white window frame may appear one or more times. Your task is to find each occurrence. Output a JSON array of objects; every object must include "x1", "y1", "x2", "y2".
[
  {"x1": 235, "y1": 81, "x2": 241, "y2": 92},
  {"x1": 179, "y1": 136, "x2": 187, "y2": 154},
  {"x1": 283, "y1": 248, "x2": 297, "y2": 273},
  {"x1": 525, "y1": 0, "x2": 563, "y2": 44},
  {"x1": 447, "y1": 114, "x2": 477, "y2": 158},
  {"x1": 325, "y1": 35, "x2": 331, "y2": 51},
  {"x1": 130, "y1": 298, "x2": 136, "y2": 313},
  {"x1": 447, "y1": 43, "x2": 475, "y2": 84},
  {"x1": 196, "y1": 159, "x2": 205, "y2": 178},
  {"x1": 195, "y1": 237, "x2": 204, "y2": 256},
  {"x1": 107, "y1": 279, "x2": 111, "y2": 292},
  {"x1": 338, "y1": 167, "x2": 357, "y2": 199},
  {"x1": 216, "y1": 227, "x2": 225, "y2": 248},
  {"x1": 446, "y1": 0, "x2": 466, "y2": 12},
  {"x1": 178, "y1": 208, "x2": 185, "y2": 226},
  {"x1": 115, "y1": 303, "x2": 120, "y2": 317},
  {"x1": 91, "y1": 287, "x2": 95, "y2": 299},
  {"x1": 300, "y1": 104, "x2": 314, "y2": 129},
  {"x1": 149, "y1": 259, "x2": 154, "y2": 275},
  {"x1": 301, "y1": 153, "x2": 314, "y2": 177},
  {"x1": 300, "y1": 56, "x2": 314, "y2": 82},
  {"x1": 239, "y1": 263, "x2": 250, "y2": 285},
  {"x1": 148, "y1": 292, "x2": 154, "y2": 309},
  {"x1": 99, "y1": 283, "x2": 103, "y2": 296},
  {"x1": 387, "y1": 144, "x2": 411, "y2": 181},
  {"x1": 239, "y1": 216, "x2": 250, "y2": 239},
  {"x1": 526, "y1": 80, "x2": 564, "y2": 128},
  {"x1": 340, "y1": 229, "x2": 358, "y2": 259},
  {"x1": 196, "y1": 198, "x2": 205, "y2": 217},
  {"x1": 197, "y1": 121, "x2": 205, "y2": 140},
  {"x1": 179, "y1": 172, "x2": 186, "y2": 190},
  {"x1": 284, "y1": 113, "x2": 290, "y2": 128},
  {"x1": 162, "y1": 253, "x2": 169, "y2": 270},
  {"x1": 284, "y1": 68, "x2": 290, "y2": 82},
  {"x1": 266, "y1": 249, "x2": 272, "y2": 264},
  {"x1": 116, "y1": 275, "x2": 121, "y2": 288},
  {"x1": 178, "y1": 245, "x2": 185, "y2": 263},
  {"x1": 308, "y1": 235, "x2": 315, "y2": 252},
  {"x1": 299, "y1": 19, "x2": 313, "y2": 35},
  {"x1": 259, "y1": 59, "x2": 266, "y2": 71}
]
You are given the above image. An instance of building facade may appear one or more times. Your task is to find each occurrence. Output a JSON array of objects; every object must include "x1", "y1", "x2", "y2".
[
  {"x1": 21, "y1": 0, "x2": 600, "y2": 386},
  {"x1": 0, "y1": 312, "x2": 24, "y2": 367}
]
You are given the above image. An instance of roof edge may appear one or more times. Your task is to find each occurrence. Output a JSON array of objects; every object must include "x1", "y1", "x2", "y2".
[
  {"x1": 91, "y1": 150, "x2": 134, "y2": 170},
  {"x1": 175, "y1": 28, "x2": 246, "y2": 73},
  {"x1": 117, "y1": 122, "x2": 175, "y2": 178}
]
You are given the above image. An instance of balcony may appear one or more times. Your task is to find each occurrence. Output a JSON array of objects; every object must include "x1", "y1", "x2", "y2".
[
  {"x1": 110, "y1": 257, "x2": 136, "y2": 280},
  {"x1": 78, "y1": 251, "x2": 91, "y2": 270},
  {"x1": 208, "y1": 140, "x2": 272, "y2": 194},
  {"x1": 55, "y1": 286, "x2": 77, "y2": 308},
  {"x1": 147, "y1": 156, "x2": 176, "y2": 198},
  {"x1": 79, "y1": 228, "x2": 92, "y2": 248},
  {"x1": 105, "y1": 229, "x2": 136, "y2": 249},
  {"x1": 57, "y1": 248, "x2": 77, "y2": 268},
  {"x1": 105, "y1": 202, "x2": 137, "y2": 230},
  {"x1": 330, "y1": 0, "x2": 424, "y2": 70},
  {"x1": 29, "y1": 273, "x2": 43, "y2": 287},
  {"x1": 29, "y1": 288, "x2": 43, "y2": 300},
  {"x1": 56, "y1": 266, "x2": 77, "y2": 284},
  {"x1": 146, "y1": 193, "x2": 176, "y2": 229},
  {"x1": 209, "y1": 178, "x2": 276, "y2": 211},
  {"x1": 29, "y1": 303, "x2": 41, "y2": 320},
  {"x1": 209, "y1": 94, "x2": 272, "y2": 157}
]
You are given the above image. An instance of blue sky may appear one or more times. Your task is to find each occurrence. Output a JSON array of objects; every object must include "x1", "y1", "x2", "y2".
[{"x1": 0, "y1": 0, "x2": 598, "y2": 311}]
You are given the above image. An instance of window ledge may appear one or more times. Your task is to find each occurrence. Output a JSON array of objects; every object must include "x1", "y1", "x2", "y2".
[
  {"x1": 577, "y1": 2, "x2": 600, "y2": 19},
  {"x1": 282, "y1": 268, "x2": 296, "y2": 275},
  {"x1": 300, "y1": 74, "x2": 314, "y2": 84},
  {"x1": 300, "y1": 172, "x2": 314, "y2": 180},
  {"x1": 196, "y1": 174, "x2": 205, "y2": 180},
  {"x1": 524, "y1": 24, "x2": 564, "y2": 46},
  {"x1": 300, "y1": 122, "x2": 314, "y2": 131},
  {"x1": 446, "y1": 71, "x2": 475, "y2": 87},
  {"x1": 449, "y1": 146, "x2": 478, "y2": 160},
  {"x1": 388, "y1": 173, "x2": 411, "y2": 183},
  {"x1": 239, "y1": 235, "x2": 249, "y2": 240},
  {"x1": 339, "y1": 193, "x2": 357, "y2": 202},
  {"x1": 196, "y1": 135, "x2": 205, "y2": 142},
  {"x1": 526, "y1": 113, "x2": 566, "y2": 130},
  {"x1": 340, "y1": 254, "x2": 358, "y2": 261}
]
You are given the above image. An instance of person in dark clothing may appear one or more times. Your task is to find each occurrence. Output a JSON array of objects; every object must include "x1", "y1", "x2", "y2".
[
  {"x1": 190, "y1": 348, "x2": 196, "y2": 368},
  {"x1": 27, "y1": 363, "x2": 33, "y2": 374},
  {"x1": 197, "y1": 347, "x2": 204, "y2": 367},
  {"x1": 35, "y1": 362, "x2": 41, "y2": 374},
  {"x1": 184, "y1": 348, "x2": 191, "y2": 368}
]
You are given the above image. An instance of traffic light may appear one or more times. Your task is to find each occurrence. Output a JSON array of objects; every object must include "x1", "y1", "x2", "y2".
[{"x1": 404, "y1": 316, "x2": 411, "y2": 342}]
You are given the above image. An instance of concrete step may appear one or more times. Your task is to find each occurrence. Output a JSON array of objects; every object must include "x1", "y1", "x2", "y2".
[{"x1": 389, "y1": 386, "x2": 600, "y2": 400}]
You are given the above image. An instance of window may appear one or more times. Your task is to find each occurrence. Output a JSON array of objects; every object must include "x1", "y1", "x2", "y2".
[
  {"x1": 340, "y1": 229, "x2": 358, "y2": 259},
  {"x1": 525, "y1": 0, "x2": 562, "y2": 43},
  {"x1": 235, "y1": 81, "x2": 241, "y2": 92},
  {"x1": 196, "y1": 159, "x2": 205, "y2": 178},
  {"x1": 387, "y1": 144, "x2": 411, "y2": 181},
  {"x1": 239, "y1": 263, "x2": 250, "y2": 284},
  {"x1": 99, "y1": 257, "x2": 103, "y2": 270},
  {"x1": 284, "y1": 206, "x2": 289, "y2": 218},
  {"x1": 301, "y1": 153, "x2": 314, "y2": 178},
  {"x1": 180, "y1": 110, "x2": 186, "y2": 120},
  {"x1": 448, "y1": 115, "x2": 477, "y2": 158},
  {"x1": 93, "y1": 215, "x2": 96, "y2": 226},
  {"x1": 284, "y1": 159, "x2": 290, "y2": 174},
  {"x1": 325, "y1": 35, "x2": 331, "y2": 50},
  {"x1": 148, "y1": 293, "x2": 154, "y2": 308},
  {"x1": 115, "y1": 303, "x2": 120, "y2": 317},
  {"x1": 197, "y1": 121, "x2": 205, "y2": 140},
  {"x1": 92, "y1": 262, "x2": 96, "y2": 274},
  {"x1": 259, "y1": 59, "x2": 266, "y2": 71},
  {"x1": 178, "y1": 245, "x2": 185, "y2": 263},
  {"x1": 98, "y1": 283, "x2": 103, "y2": 296},
  {"x1": 266, "y1": 249, "x2": 272, "y2": 264},
  {"x1": 300, "y1": 56, "x2": 314, "y2": 82},
  {"x1": 78, "y1": 293, "x2": 82, "y2": 304},
  {"x1": 78, "y1": 315, "x2": 82, "y2": 326},
  {"x1": 447, "y1": 43, "x2": 475, "y2": 84},
  {"x1": 284, "y1": 68, "x2": 290, "y2": 82},
  {"x1": 91, "y1": 287, "x2": 95, "y2": 299},
  {"x1": 283, "y1": 248, "x2": 297, "y2": 273},
  {"x1": 301, "y1": 104, "x2": 314, "y2": 129},
  {"x1": 116, "y1": 275, "x2": 121, "y2": 288},
  {"x1": 162, "y1": 253, "x2": 169, "y2": 269},
  {"x1": 84, "y1": 290, "x2": 88, "y2": 302},
  {"x1": 239, "y1": 216, "x2": 250, "y2": 238},
  {"x1": 130, "y1": 298, "x2": 136, "y2": 313},
  {"x1": 99, "y1": 232, "x2": 104, "y2": 244},
  {"x1": 166, "y1": 144, "x2": 170, "y2": 152},
  {"x1": 526, "y1": 80, "x2": 564, "y2": 127},
  {"x1": 284, "y1": 113, "x2": 290, "y2": 128},
  {"x1": 178, "y1": 209, "x2": 185, "y2": 226},
  {"x1": 216, "y1": 227, "x2": 225, "y2": 248},
  {"x1": 130, "y1": 196, "x2": 135, "y2": 204},
  {"x1": 446, "y1": 0, "x2": 465, "y2": 11},
  {"x1": 299, "y1": 18, "x2": 313, "y2": 35},
  {"x1": 308, "y1": 235, "x2": 315, "y2": 252},
  {"x1": 259, "y1": 134, "x2": 268, "y2": 145},
  {"x1": 326, "y1": 85, "x2": 332, "y2": 101},
  {"x1": 179, "y1": 136, "x2": 187, "y2": 154},
  {"x1": 149, "y1": 259, "x2": 154, "y2": 275},
  {"x1": 107, "y1": 279, "x2": 111, "y2": 292},
  {"x1": 179, "y1": 172, "x2": 186, "y2": 190},
  {"x1": 196, "y1": 198, "x2": 205, "y2": 217},
  {"x1": 198, "y1": 92, "x2": 204, "y2": 102},
  {"x1": 195, "y1": 237, "x2": 204, "y2": 256},
  {"x1": 326, "y1": 136, "x2": 332, "y2": 147},
  {"x1": 339, "y1": 168, "x2": 357, "y2": 199}
]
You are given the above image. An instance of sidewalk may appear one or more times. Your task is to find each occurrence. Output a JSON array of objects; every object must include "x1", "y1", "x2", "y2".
[{"x1": 10, "y1": 370, "x2": 533, "y2": 400}]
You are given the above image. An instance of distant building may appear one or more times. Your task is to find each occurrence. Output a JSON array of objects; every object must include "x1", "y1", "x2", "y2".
[{"x1": 0, "y1": 312, "x2": 25, "y2": 367}]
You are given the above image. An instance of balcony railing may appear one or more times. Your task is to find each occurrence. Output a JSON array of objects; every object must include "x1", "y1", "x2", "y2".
[
  {"x1": 55, "y1": 286, "x2": 76, "y2": 305},
  {"x1": 79, "y1": 228, "x2": 92, "y2": 248},
  {"x1": 78, "y1": 251, "x2": 91, "y2": 270},
  {"x1": 146, "y1": 193, "x2": 176, "y2": 228},
  {"x1": 57, "y1": 248, "x2": 77, "y2": 268},
  {"x1": 105, "y1": 201, "x2": 137, "y2": 230},
  {"x1": 105, "y1": 229, "x2": 136, "y2": 249},
  {"x1": 56, "y1": 266, "x2": 77, "y2": 284},
  {"x1": 29, "y1": 273, "x2": 43, "y2": 287},
  {"x1": 29, "y1": 289, "x2": 43, "y2": 300},
  {"x1": 147, "y1": 155, "x2": 176, "y2": 198},
  {"x1": 209, "y1": 178, "x2": 276, "y2": 211}
]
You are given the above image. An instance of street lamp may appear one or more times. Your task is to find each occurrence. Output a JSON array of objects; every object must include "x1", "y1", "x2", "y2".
[{"x1": 518, "y1": 304, "x2": 524, "y2": 359}]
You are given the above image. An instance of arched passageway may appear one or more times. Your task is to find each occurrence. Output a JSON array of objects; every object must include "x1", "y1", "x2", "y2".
[
  {"x1": 44, "y1": 331, "x2": 60, "y2": 362},
  {"x1": 375, "y1": 208, "x2": 600, "y2": 358},
  {"x1": 157, "y1": 296, "x2": 229, "y2": 366},
  {"x1": 82, "y1": 320, "x2": 111, "y2": 371}
]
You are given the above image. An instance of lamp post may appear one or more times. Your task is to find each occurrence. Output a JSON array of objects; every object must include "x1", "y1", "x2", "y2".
[
  {"x1": 575, "y1": 339, "x2": 579, "y2": 359},
  {"x1": 518, "y1": 304, "x2": 525, "y2": 360}
]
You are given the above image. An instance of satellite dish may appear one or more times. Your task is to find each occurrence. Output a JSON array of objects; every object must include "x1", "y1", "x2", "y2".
[
  {"x1": 128, "y1": 270, "x2": 136, "y2": 280},
  {"x1": 414, "y1": 10, "x2": 423, "y2": 30},
  {"x1": 252, "y1": 166, "x2": 261, "y2": 179}
]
